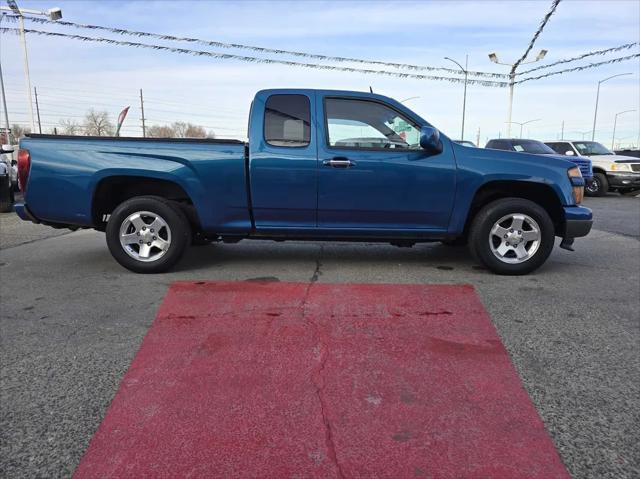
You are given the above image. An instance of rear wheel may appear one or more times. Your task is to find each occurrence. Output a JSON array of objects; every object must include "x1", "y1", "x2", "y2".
[
  {"x1": 469, "y1": 198, "x2": 555, "y2": 275},
  {"x1": 106, "y1": 196, "x2": 191, "y2": 273},
  {"x1": 585, "y1": 173, "x2": 608, "y2": 197}
]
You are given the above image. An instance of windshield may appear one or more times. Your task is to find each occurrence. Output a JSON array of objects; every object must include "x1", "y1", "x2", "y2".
[
  {"x1": 510, "y1": 140, "x2": 556, "y2": 154},
  {"x1": 573, "y1": 141, "x2": 613, "y2": 156}
]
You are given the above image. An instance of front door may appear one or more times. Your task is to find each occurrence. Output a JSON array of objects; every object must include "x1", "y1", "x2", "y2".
[{"x1": 316, "y1": 96, "x2": 456, "y2": 231}]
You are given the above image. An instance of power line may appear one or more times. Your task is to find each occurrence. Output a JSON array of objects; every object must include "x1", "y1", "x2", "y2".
[
  {"x1": 517, "y1": 42, "x2": 639, "y2": 75},
  {"x1": 10, "y1": 15, "x2": 508, "y2": 80},
  {"x1": 516, "y1": 53, "x2": 640, "y2": 84},
  {"x1": 511, "y1": 0, "x2": 562, "y2": 74},
  {"x1": 0, "y1": 27, "x2": 509, "y2": 87}
]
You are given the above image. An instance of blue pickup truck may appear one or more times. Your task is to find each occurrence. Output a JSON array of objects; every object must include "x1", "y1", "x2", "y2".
[{"x1": 15, "y1": 88, "x2": 592, "y2": 275}]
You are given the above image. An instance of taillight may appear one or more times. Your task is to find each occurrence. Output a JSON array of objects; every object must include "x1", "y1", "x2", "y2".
[{"x1": 17, "y1": 149, "x2": 31, "y2": 192}]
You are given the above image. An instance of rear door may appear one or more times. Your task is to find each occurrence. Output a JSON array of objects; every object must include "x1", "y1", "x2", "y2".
[
  {"x1": 316, "y1": 95, "x2": 456, "y2": 231},
  {"x1": 248, "y1": 92, "x2": 318, "y2": 228}
]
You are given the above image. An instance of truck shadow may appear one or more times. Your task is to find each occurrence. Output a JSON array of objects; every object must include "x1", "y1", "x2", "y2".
[{"x1": 175, "y1": 241, "x2": 479, "y2": 274}]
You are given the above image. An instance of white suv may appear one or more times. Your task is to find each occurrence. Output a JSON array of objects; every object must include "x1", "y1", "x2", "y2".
[{"x1": 545, "y1": 140, "x2": 640, "y2": 196}]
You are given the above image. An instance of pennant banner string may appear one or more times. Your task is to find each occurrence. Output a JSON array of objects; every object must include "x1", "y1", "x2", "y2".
[
  {"x1": 0, "y1": 28, "x2": 510, "y2": 87},
  {"x1": 7, "y1": 15, "x2": 509, "y2": 80}
]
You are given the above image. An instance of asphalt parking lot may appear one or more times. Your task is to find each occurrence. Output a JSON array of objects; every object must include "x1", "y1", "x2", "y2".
[{"x1": 1, "y1": 194, "x2": 639, "y2": 479}]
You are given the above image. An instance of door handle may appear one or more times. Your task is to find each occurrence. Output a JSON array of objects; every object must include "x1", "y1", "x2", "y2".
[{"x1": 323, "y1": 157, "x2": 355, "y2": 168}]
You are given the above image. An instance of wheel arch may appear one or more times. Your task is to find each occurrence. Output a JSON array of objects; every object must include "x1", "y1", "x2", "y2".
[
  {"x1": 92, "y1": 175, "x2": 201, "y2": 231},
  {"x1": 462, "y1": 180, "x2": 564, "y2": 238}
]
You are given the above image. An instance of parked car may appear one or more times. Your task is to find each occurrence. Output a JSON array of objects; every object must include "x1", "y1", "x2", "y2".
[
  {"x1": 485, "y1": 138, "x2": 593, "y2": 180},
  {"x1": 15, "y1": 88, "x2": 592, "y2": 275},
  {"x1": 0, "y1": 146, "x2": 16, "y2": 212},
  {"x1": 545, "y1": 140, "x2": 640, "y2": 196},
  {"x1": 453, "y1": 140, "x2": 476, "y2": 147}
]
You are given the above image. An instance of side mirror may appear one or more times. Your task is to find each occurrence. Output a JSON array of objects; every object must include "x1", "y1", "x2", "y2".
[
  {"x1": 565, "y1": 150, "x2": 574, "y2": 156},
  {"x1": 419, "y1": 126, "x2": 442, "y2": 154}
]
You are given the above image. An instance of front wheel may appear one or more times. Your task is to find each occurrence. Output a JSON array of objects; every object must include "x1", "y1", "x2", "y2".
[
  {"x1": 106, "y1": 196, "x2": 191, "y2": 273},
  {"x1": 585, "y1": 173, "x2": 608, "y2": 197},
  {"x1": 469, "y1": 198, "x2": 555, "y2": 275}
]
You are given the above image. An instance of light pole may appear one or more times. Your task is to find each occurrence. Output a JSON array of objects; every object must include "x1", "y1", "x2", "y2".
[
  {"x1": 444, "y1": 55, "x2": 468, "y2": 140},
  {"x1": 488, "y1": 49, "x2": 547, "y2": 137},
  {"x1": 0, "y1": 1, "x2": 63, "y2": 132},
  {"x1": 573, "y1": 130, "x2": 591, "y2": 140},
  {"x1": 505, "y1": 119, "x2": 541, "y2": 139},
  {"x1": 591, "y1": 73, "x2": 632, "y2": 141},
  {"x1": 0, "y1": 13, "x2": 11, "y2": 144},
  {"x1": 611, "y1": 109, "x2": 636, "y2": 150}
]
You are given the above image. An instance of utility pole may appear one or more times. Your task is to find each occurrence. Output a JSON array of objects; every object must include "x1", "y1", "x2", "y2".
[
  {"x1": 34, "y1": 86, "x2": 42, "y2": 133},
  {"x1": 476, "y1": 127, "x2": 480, "y2": 147},
  {"x1": 560, "y1": 120, "x2": 564, "y2": 140},
  {"x1": 139, "y1": 88, "x2": 146, "y2": 138}
]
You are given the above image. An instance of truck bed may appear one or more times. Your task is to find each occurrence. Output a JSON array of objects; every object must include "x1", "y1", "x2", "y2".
[{"x1": 20, "y1": 134, "x2": 252, "y2": 233}]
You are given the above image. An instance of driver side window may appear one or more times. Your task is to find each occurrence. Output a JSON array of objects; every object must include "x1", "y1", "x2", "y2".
[{"x1": 325, "y1": 98, "x2": 421, "y2": 150}]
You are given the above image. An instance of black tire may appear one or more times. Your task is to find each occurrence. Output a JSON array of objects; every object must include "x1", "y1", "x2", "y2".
[
  {"x1": 106, "y1": 196, "x2": 191, "y2": 273},
  {"x1": 0, "y1": 178, "x2": 13, "y2": 213},
  {"x1": 468, "y1": 198, "x2": 555, "y2": 275},
  {"x1": 585, "y1": 173, "x2": 608, "y2": 197}
]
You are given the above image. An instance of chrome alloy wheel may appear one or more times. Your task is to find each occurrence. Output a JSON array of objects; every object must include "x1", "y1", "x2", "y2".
[
  {"x1": 119, "y1": 211, "x2": 172, "y2": 262},
  {"x1": 489, "y1": 213, "x2": 541, "y2": 264}
]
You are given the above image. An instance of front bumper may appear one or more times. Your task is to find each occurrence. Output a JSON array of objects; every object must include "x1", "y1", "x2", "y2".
[
  {"x1": 607, "y1": 172, "x2": 640, "y2": 188},
  {"x1": 562, "y1": 205, "x2": 592, "y2": 238}
]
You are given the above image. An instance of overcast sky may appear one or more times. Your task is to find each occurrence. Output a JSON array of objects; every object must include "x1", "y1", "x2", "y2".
[{"x1": 1, "y1": 0, "x2": 639, "y2": 147}]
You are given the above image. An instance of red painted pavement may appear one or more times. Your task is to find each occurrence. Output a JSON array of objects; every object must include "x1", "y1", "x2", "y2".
[{"x1": 74, "y1": 282, "x2": 569, "y2": 479}]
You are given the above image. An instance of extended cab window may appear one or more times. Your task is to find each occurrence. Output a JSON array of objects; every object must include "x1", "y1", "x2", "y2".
[
  {"x1": 325, "y1": 98, "x2": 420, "y2": 150},
  {"x1": 264, "y1": 94, "x2": 311, "y2": 147}
]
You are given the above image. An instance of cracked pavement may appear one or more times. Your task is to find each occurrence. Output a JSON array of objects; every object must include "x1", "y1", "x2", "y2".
[{"x1": 1, "y1": 194, "x2": 639, "y2": 478}]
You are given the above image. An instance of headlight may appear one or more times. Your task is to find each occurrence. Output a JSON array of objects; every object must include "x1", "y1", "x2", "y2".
[
  {"x1": 567, "y1": 167, "x2": 584, "y2": 204},
  {"x1": 610, "y1": 163, "x2": 632, "y2": 172}
]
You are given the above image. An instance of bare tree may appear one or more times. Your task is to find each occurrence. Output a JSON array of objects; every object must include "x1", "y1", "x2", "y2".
[
  {"x1": 147, "y1": 125, "x2": 175, "y2": 138},
  {"x1": 83, "y1": 109, "x2": 114, "y2": 136},
  {"x1": 170, "y1": 122, "x2": 205, "y2": 138},
  {"x1": 11, "y1": 124, "x2": 31, "y2": 139},
  {"x1": 146, "y1": 122, "x2": 210, "y2": 139},
  {"x1": 60, "y1": 119, "x2": 81, "y2": 135}
]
